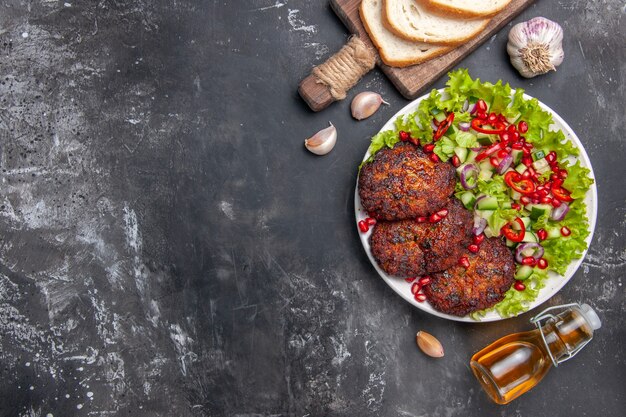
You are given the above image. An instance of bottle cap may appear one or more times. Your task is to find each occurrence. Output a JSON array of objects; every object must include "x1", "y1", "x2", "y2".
[{"x1": 580, "y1": 303, "x2": 601, "y2": 330}]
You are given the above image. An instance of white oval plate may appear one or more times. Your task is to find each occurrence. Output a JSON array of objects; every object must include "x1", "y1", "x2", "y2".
[{"x1": 355, "y1": 90, "x2": 597, "y2": 322}]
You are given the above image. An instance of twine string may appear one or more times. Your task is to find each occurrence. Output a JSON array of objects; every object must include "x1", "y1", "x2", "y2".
[{"x1": 312, "y1": 37, "x2": 376, "y2": 100}]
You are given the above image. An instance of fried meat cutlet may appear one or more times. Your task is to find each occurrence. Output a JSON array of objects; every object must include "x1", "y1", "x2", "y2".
[
  {"x1": 423, "y1": 238, "x2": 516, "y2": 316},
  {"x1": 358, "y1": 142, "x2": 456, "y2": 221},
  {"x1": 369, "y1": 198, "x2": 473, "y2": 277}
]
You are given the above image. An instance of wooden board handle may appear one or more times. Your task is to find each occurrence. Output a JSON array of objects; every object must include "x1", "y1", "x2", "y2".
[{"x1": 298, "y1": 37, "x2": 376, "y2": 112}]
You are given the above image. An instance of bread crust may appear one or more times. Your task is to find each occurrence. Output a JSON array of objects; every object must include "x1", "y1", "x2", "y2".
[
  {"x1": 422, "y1": 0, "x2": 511, "y2": 18},
  {"x1": 359, "y1": 0, "x2": 452, "y2": 67},
  {"x1": 382, "y1": 0, "x2": 491, "y2": 46}
]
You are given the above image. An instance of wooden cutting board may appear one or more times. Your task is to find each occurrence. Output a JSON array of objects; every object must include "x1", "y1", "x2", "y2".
[{"x1": 299, "y1": 0, "x2": 535, "y2": 111}]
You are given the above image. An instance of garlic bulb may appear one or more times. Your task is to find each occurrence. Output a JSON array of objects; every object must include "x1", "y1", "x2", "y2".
[
  {"x1": 351, "y1": 92, "x2": 389, "y2": 120},
  {"x1": 304, "y1": 122, "x2": 337, "y2": 155},
  {"x1": 507, "y1": 17, "x2": 564, "y2": 78}
]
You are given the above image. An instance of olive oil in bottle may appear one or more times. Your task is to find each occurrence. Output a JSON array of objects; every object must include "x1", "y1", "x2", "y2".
[{"x1": 470, "y1": 303, "x2": 601, "y2": 405}]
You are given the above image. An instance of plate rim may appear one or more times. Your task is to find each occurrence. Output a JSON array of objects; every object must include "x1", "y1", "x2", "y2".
[{"x1": 354, "y1": 89, "x2": 598, "y2": 323}]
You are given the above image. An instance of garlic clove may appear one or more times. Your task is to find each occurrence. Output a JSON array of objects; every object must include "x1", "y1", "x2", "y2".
[
  {"x1": 507, "y1": 17, "x2": 564, "y2": 78},
  {"x1": 305, "y1": 122, "x2": 337, "y2": 155},
  {"x1": 351, "y1": 92, "x2": 389, "y2": 120},
  {"x1": 416, "y1": 331, "x2": 444, "y2": 358}
]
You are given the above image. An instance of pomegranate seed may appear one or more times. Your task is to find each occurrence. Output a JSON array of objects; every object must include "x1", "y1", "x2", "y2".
[
  {"x1": 518, "y1": 121, "x2": 529, "y2": 133},
  {"x1": 507, "y1": 124, "x2": 517, "y2": 134},
  {"x1": 499, "y1": 132, "x2": 511, "y2": 143},
  {"x1": 536, "y1": 185, "x2": 545, "y2": 191},
  {"x1": 399, "y1": 131, "x2": 410, "y2": 142},
  {"x1": 551, "y1": 199, "x2": 562, "y2": 208},
  {"x1": 452, "y1": 155, "x2": 461, "y2": 167},
  {"x1": 537, "y1": 189, "x2": 549, "y2": 198},
  {"x1": 540, "y1": 196, "x2": 553, "y2": 204},
  {"x1": 537, "y1": 258, "x2": 548, "y2": 269},
  {"x1": 365, "y1": 217, "x2": 377, "y2": 226},
  {"x1": 429, "y1": 213, "x2": 442, "y2": 223},
  {"x1": 473, "y1": 234, "x2": 485, "y2": 245},
  {"x1": 521, "y1": 256, "x2": 537, "y2": 266},
  {"x1": 522, "y1": 156, "x2": 533, "y2": 166},
  {"x1": 476, "y1": 111, "x2": 487, "y2": 120},
  {"x1": 418, "y1": 276, "x2": 432, "y2": 286},
  {"x1": 553, "y1": 178, "x2": 564, "y2": 188},
  {"x1": 488, "y1": 112, "x2": 497, "y2": 123},
  {"x1": 558, "y1": 170, "x2": 568, "y2": 179},
  {"x1": 459, "y1": 257, "x2": 470, "y2": 268},
  {"x1": 521, "y1": 170, "x2": 532, "y2": 179},
  {"x1": 537, "y1": 229, "x2": 548, "y2": 241},
  {"x1": 468, "y1": 244, "x2": 480, "y2": 253},
  {"x1": 416, "y1": 216, "x2": 428, "y2": 223},
  {"x1": 512, "y1": 142, "x2": 524, "y2": 150},
  {"x1": 531, "y1": 198, "x2": 540, "y2": 204},
  {"x1": 405, "y1": 277, "x2": 416, "y2": 283},
  {"x1": 514, "y1": 281, "x2": 526, "y2": 291},
  {"x1": 522, "y1": 147, "x2": 531, "y2": 156},
  {"x1": 546, "y1": 151, "x2": 557, "y2": 163},
  {"x1": 520, "y1": 196, "x2": 531, "y2": 205},
  {"x1": 423, "y1": 143, "x2": 435, "y2": 153},
  {"x1": 436, "y1": 208, "x2": 449, "y2": 218},
  {"x1": 411, "y1": 282, "x2": 421, "y2": 294},
  {"x1": 429, "y1": 153, "x2": 440, "y2": 163},
  {"x1": 415, "y1": 293, "x2": 427, "y2": 302},
  {"x1": 476, "y1": 99, "x2": 488, "y2": 113},
  {"x1": 490, "y1": 157, "x2": 500, "y2": 167},
  {"x1": 511, "y1": 202, "x2": 521, "y2": 210},
  {"x1": 561, "y1": 226, "x2": 571, "y2": 237},
  {"x1": 511, "y1": 131, "x2": 520, "y2": 141},
  {"x1": 358, "y1": 220, "x2": 369, "y2": 233},
  {"x1": 497, "y1": 149, "x2": 509, "y2": 158}
]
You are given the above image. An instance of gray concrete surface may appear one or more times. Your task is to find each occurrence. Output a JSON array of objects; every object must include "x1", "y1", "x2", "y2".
[{"x1": 0, "y1": 1, "x2": 624, "y2": 416}]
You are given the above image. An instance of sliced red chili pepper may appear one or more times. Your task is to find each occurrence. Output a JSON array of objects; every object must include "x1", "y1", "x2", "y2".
[
  {"x1": 504, "y1": 171, "x2": 536, "y2": 195},
  {"x1": 551, "y1": 184, "x2": 574, "y2": 202},
  {"x1": 471, "y1": 118, "x2": 505, "y2": 135},
  {"x1": 475, "y1": 141, "x2": 504, "y2": 162},
  {"x1": 434, "y1": 112, "x2": 454, "y2": 140},
  {"x1": 501, "y1": 217, "x2": 526, "y2": 243}
]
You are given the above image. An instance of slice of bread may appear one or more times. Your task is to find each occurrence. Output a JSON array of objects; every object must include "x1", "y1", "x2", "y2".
[
  {"x1": 383, "y1": 0, "x2": 490, "y2": 45},
  {"x1": 360, "y1": 0, "x2": 451, "y2": 68},
  {"x1": 423, "y1": 0, "x2": 511, "y2": 18}
]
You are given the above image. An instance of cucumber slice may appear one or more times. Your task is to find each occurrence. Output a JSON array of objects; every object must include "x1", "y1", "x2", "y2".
[
  {"x1": 479, "y1": 169, "x2": 493, "y2": 181},
  {"x1": 528, "y1": 204, "x2": 552, "y2": 220},
  {"x1": 476, "y1": 196, "x2": 498, "y2": 210},
  {"x1": 466, "y1": 149, "x2": 479, "y2": 163},
  {"x1": 434, "y1": 112, "x2": 446, "y2": 123},
  {"x1": 510, "y1": 190, "x2": 522, "y2": 201},
  {"x1": 476, "y1": 210, "x2": 494, "y2": 220},
  {"x1": 520, "y1": 217, "x2": 531, "y2": 228},
  {"x1": 511, "y1": 149, "x2": 523, "y2": 165},
  {"x1": 547, "y1": 228, "x2": 562, "y2": 239},
  {"x1": 505, "y1": 238, "x2": 517, "y2": 248},
  {"x1": 454, "y1": 146, "x2": 469, "y2": 163},
  {"x1": 501, "y1": 201, "x2": 512, "y2": 209},
  {"x1": 476, "y1": 133, "x2": 497, "y2": 146},
  {"x1": 532, "y1": 150, "x2": 546, "y2": 161},
  {"x1": 483, "y1": 226, "x2": 497, "y2": 238},
  {"x1": 515, "y1": 265, "x2": 534, "y2": 280},
  {"x1": 515, "y1": 163, "x2": 527, "y2": 174},
  {"x1": 460, "y1": 191, "x2": 476, "y2": 210},
  {"x1": 522, "y1": 231, "x2": 538, "y2": 243},
  {"x1": 479, "y1": 160, "x2": 493, "y2": 172},
  {"x1": 532, "y1": 157, "x2": 550, "y2": 172}
]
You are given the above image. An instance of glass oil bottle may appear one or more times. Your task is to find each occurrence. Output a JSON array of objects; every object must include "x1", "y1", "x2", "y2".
[{"x1": 470, "y1": 303, "x2": 601, "y2": 405}]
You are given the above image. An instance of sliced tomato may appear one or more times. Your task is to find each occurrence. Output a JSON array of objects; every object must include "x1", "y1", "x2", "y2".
[
  {"x1": 504, "y1": 171, "x2": 535, "y2": 195},
  {"x1": 551, "y1": 184, "x2": 574, "y2": 202},
  {"x1": 501, "y1": 217, "x2": 526, "y2": 243},
  {"x1": 434, "y1": 112, "x2": 454, "y2": 140}
]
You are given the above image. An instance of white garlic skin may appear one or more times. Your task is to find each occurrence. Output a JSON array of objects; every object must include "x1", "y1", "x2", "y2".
[
  {"x1": 351, "y1": 92, "x2": 389, "y2": 120},
  {"x1": 507, "y1": 17, "x2": 564, "y2": 78},
  {"x1": 304, "y1": 122, "x2": 337, "y2": 155}
]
